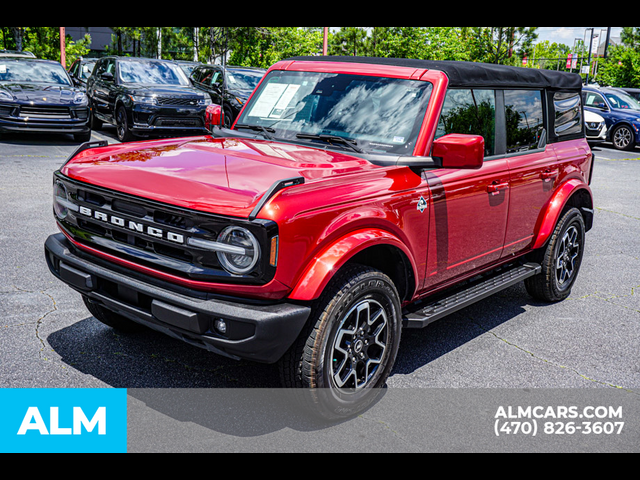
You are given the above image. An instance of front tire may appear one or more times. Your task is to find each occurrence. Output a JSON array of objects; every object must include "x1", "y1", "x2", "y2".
[
  {"x1": 525, "y1": 208, "x2": 586, "y2": 302},
  {"x1": 280, "y1": 265, "x2": 402, "y2": 421},
  {"x1": 116, "y1": 105, "x2": 134, "y2": 142}
]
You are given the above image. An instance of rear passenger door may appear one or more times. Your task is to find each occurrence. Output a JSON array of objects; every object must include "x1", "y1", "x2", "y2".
[
  {"x1": 424, "y1": 89, "x2": 511, "y2": 289},
  {"x1": 92, "y1": 58, "x2": 117, "y2": 122},
  {"x1": 501, "y1": 89, "x2": 557, "y2": 257}
]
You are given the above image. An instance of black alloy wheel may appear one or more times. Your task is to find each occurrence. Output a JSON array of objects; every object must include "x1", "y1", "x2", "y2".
[
  {"x1": 116, "y1": 106, "x2": 134, "y2": 142},
  {"x1": 525, "y1": 208, "x2": 586, "y2": 302},
  {"x1": 280, "y1": 265, "x2": 402, "y2": 421}
]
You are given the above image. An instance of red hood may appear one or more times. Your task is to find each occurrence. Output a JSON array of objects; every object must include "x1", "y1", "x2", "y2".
[{"x1": 61, "y1": 136, "x2": 378, "y2": 217}]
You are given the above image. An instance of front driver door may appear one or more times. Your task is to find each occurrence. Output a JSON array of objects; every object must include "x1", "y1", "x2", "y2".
[{"x1": 423, "y1": 88, "x2": 510, "y2": 290}]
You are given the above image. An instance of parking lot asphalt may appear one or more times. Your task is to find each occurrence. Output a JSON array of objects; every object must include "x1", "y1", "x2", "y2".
[{"x1": 1, "y1": 132, "x2": 638, "y2": 413}]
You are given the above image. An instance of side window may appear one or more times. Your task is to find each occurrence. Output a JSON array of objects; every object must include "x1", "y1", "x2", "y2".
[
  {"x1": 191, "y1": 67, "x2": 203, "y2": 84},
  {"x1": 584, "y1": 91, "x2": 607, "y2": 110},
  {"x1": 212, "y1": 68, "x2": 224, "y2": 87},
  {"x1": 105, "y1": 59, "x2": 116, "y2": 76},
  {"x1": 200, "y1": 68, "x2": 215, "y2": 87},
  {"x1": 554, "y1": 92, "x2": 583, "y2": 138},
  {"x1": 436, "y1": 89, "x2": 496, "y2": 157},
  {"x1": 94, "y1": 59, "x2": 106, "y2": 77},
  {"x1": 504, "y1": 90, "x2": 545, "y2": 153}
]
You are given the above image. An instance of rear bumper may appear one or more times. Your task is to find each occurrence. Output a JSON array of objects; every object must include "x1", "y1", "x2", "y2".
[{"x1": 45, "y1": 233, "x2": 311, "y2": 364}]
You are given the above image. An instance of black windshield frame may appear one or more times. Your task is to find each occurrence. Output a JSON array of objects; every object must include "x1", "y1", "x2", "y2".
[{"x1": 235, "y1": 70, "x2": 433, "y2": 156}]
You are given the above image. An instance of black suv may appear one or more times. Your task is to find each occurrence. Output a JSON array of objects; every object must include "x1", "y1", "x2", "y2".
[
  {"x1": 87, "y1": 57, "x2": 211, "y2": 142},
  {"x1": 190, "y1": 65, "x2": 265, "y2": 127}
]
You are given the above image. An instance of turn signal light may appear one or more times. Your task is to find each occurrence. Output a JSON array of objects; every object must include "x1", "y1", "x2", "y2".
[{"x1": 270, "y1": 236, "x2": 279, "y2": 267}]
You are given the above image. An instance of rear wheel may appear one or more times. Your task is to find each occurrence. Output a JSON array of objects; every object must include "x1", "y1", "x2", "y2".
[
  {"x1": 280, "y1": 265, "x2": 402, "y2": 420},
  {"x1": 612, "y1": 125, "x2": 635, "y2": 151},
  {"x1": 525, "y1": 208, "x2": 586, "y2": 302}
]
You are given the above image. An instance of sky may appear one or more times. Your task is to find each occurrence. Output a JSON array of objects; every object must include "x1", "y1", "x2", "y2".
[{"x1": 536, "y1": 27, "x2": 623, "y2": 46}]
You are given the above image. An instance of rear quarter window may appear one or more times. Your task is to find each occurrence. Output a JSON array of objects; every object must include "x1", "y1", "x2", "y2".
[{"x1": 554, "y1": 92, "x2": 583, "y2": 138}]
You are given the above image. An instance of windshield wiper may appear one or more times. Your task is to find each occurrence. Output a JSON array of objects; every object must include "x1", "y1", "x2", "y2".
[
  {"x1": 295, "y1": 134, "x2": 364, "y2": 154},
  {"x1": 234, "y1": 124, "x2": 276, "y2": 141}
]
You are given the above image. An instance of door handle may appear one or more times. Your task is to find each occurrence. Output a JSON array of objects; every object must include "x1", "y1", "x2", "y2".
[
  {"x1": 487, "y1": 182, "x2": 509, "y2": 195},
  {"x1": 541, "y1": 169, "x2": 560, "y2": 181}
]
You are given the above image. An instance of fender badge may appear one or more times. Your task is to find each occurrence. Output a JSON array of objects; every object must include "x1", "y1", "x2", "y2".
[{"x1": 417, "y1": 196, "x2": 428, "y2": 213}]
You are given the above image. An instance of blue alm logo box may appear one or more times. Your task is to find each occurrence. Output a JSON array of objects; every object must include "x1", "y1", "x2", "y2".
[{"x1": 0, "y1": 389, "x2": 127, "y2": 453}]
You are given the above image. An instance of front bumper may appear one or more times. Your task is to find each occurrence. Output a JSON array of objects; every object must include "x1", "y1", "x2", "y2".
[
  {"x1": 0, "y1": 115, "x2": 90, "y2": 135},
  {"x1": 586, "y1": 124, "x2": 607, "y2": 144},
  {"x1": 130, "y1": 104, "x2": 209, "y2": 136},
  {"x1": 0, "y1": 105, "x2": 90, "y2": 135},
  {"x1": 45, "y1": 233, "x2": 311, "y2": 364}
]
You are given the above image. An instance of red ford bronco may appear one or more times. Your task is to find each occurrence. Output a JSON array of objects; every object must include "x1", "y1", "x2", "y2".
[{"x1": 46, "y1": 56, "x2": 594, "y2": 419}]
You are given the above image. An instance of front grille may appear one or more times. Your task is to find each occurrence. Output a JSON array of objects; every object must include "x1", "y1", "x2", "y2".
[
  {"x1": 54, "y1": 174, "x2": 276, "y2": 285},
  {"x1": 156, "y1": 97, "x2": 201, "y2": 106},
  {"x1": 154, "y1": 117, "x2": 203, "y2": 128},
  {"x1": 20, "y1": 106, "x2": 71, "y2": 119}
]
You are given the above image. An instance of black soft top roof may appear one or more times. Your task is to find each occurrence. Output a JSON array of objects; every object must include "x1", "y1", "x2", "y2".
[{"x1": 286, "y1": 56, "x2": 583, "y2": 91}]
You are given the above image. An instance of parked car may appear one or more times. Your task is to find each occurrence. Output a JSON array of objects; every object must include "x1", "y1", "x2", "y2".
[
  {"x1": 190, "y1": 65, "x2": 265, "y2": 128},
  {"x1": 174, "y1": 60, "x2": 202, "y2": 80},
  {"x1": 619, "y1": 87, "x2": 640, "y2": 102},
  {"x1": 0, "y1": 50, "x2": 36, "y2": 58},
  {"x1": 583, "y1": 85, "x2": 640, "y2": 151},
  {"x1": 0, "y1": 57, "x2": 91, "y2": 141},
  {"x1": 46, "y1": 57, "x2": 594, "y2": 420},
  {"x1": 68, "y1": 57, "x2": 98, "y2": 91},
  {"x1": 86, "y1": 56, "x2": 211, "y2": 142},
  {"x1": 585, "y1": 110, "x2": 607, "y2": 145}
]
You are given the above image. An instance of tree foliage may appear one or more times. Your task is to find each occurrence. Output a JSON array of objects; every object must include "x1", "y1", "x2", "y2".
[
  {"x1": 1, "y1": 27, "x2": 91, "y2": 67},
  {"x1": 4, "y1": 27, "x2": 640, "y2": 88}
]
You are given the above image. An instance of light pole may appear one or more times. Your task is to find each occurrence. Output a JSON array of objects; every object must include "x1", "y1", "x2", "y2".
[
  {"x1": 585, "y1": 28, "x2": 594, "y2": 85},
  {"x1": 60, "y1": 27, "x2": 66, "y2": 68},
  {"x1": 323, "y1": 27, "x2": 329, "y2": 56},
  {"x1": 604, "y1": 27, "x2": 612, "y2": 59}
]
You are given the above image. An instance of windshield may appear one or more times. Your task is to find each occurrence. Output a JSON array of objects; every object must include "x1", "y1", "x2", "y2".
[
  {"x1": 226, "y1": 69, "x2": 265, "y2": 91},
  {"x1": 119, "y1": 60, "x2": 190, "y2": 86},
  {"x1": 605, "y1": 91, "x2": 640, "y2": 110},
  {"x1": 235, "y1": 71, "x2": 433, "y2": 155},
  {"x1": 0, "y1": 60, "x2": 71, "y2": 86}
]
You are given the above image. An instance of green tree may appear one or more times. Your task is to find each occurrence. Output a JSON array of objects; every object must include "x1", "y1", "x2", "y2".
[
  {"x1": 330, "y1": 27, "x2": 369, "y2": 56},
  {"x1": 621, "y1": 27, "x2": 640, "y2": 49},
  {"x1": 597, "y1": 45, "x2": 640, "y2": 88},
  {"x1": 530, "y1": 40, "x2": 571, "y2": 70},
  {"x1": 468, "y1": 27, "x2": 539, "y2": 64}
]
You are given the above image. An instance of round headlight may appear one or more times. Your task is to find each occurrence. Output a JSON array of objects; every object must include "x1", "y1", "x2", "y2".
[{"x1": 216, "y1": 227, "x2": 260, "y2": 275}]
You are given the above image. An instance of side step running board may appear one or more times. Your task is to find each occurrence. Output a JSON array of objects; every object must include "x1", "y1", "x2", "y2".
[{"x1": 403, "y1": 263, "x2": 542, "y2": 329}]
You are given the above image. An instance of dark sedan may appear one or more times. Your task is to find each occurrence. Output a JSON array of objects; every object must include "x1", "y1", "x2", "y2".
[
  {"x1": 87, "y1": 57, "x2": 211, "y2": 142},
  {"x1": 0, "y1": 58, "x2": 91, "y2": 141}
]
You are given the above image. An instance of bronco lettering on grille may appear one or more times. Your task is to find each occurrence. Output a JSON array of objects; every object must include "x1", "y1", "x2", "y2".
[{"x1": 78, "y1": 206, "x2": 185, "y2": 245}]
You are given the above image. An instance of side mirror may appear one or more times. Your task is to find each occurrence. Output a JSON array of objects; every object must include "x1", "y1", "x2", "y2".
[
  {"x1": 101, "y1": 72, "x2": 114, "y2": 82},
  {"x1": 432, "y1": 134, "x2": 485, "y2": 169},
  {"x1": 205, "y1": 104, "x2": 224, "y2": 131}
]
